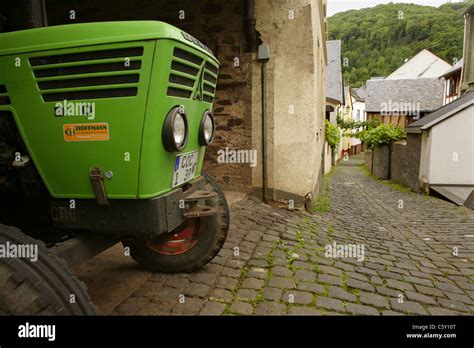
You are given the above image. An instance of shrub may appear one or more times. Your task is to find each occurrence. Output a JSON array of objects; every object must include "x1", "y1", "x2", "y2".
[
  {"x1": 336, "y1": 113, "x2": 380, "y2": 130},
  {"x1": 359, "y1": 124, "x2": 406, "y2": 149},
  {"x1": 325, "y1": 120, "x2": 341, "y2": 148}
]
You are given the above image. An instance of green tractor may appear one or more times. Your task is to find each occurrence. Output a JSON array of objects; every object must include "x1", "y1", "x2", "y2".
[{"x1": 0, "y1": 21, "x2": 229, "y2": 315}]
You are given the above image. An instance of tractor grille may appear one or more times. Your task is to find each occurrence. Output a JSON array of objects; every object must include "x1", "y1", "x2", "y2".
[
  {"x1": 0, "y1": 85, "x2": 11, "y2": 105},
  {"x1": 29, "y1": 47, "x2": 143, "y2": 102},
  {"x1": 167, "y1": 47, "x2": 218, "y2": 103},
  {"x1": 202, "y1": 62, "x2": 218, "y2": 103}
]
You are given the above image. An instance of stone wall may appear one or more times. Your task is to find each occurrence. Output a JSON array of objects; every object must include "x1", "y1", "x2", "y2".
[
  {"x1": 390, "y1": 134, "x2": 422, "y2": 191},
  {"x1": 366, "y1": 135, "x2": 422, "y2": 191},
  {"x1": 45, "y1": 0, "x2": 253, "y2": 191},
  {"x1": 372, "y1": 144, "x2": 390, "y2": 180},
  {"x1": 365, "y1": 150, "x2": 373, "y2": 172}
]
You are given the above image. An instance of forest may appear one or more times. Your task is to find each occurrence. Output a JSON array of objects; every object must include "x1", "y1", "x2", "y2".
[{"x1": 328, "y1": 1, "x2": 474, "y2": 87}]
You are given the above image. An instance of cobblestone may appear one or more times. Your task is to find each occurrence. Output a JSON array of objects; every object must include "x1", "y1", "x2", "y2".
[
  {"x1": 229, "y1": 301, "x2": 254, "y2": 315},
  {"x1": 109, "y1": 156, "x2": 474, "y2": 316},
  {"x1": 346, "y1": 303, "x2": 380, "y2": 315}
]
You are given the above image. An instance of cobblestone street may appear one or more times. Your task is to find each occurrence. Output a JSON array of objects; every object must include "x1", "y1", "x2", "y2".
[{"x1": 98, "y1": 156, "x2": 474, "y2": 315}]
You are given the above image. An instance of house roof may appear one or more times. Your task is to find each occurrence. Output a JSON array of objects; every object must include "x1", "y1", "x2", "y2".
[
  {"x1": 365, "y1": 78, "x2": 444, "y2": 113},
  {"x1": 352, "y1": 85, "x2": 367, "y2": 102},
  {"x1": 406, "y1": 91, "x2": 474, "y2": 133},
  {"x1": 325, "y1": 40, "x2": 343, "y2": 104},
  {"x1": 441, "y1": 58, "x2": 463, "y2": 78},
  {"x1": 386, "y1": 49, "x2": 452, "y2": 79},
  {"x1": 463, "y1": 4, "x2": 474, "y2": 15}
]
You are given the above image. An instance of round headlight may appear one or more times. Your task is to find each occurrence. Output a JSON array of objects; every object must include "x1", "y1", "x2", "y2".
[
  {"x1": 162, "y1": 106, "x2": 188, "y2": 152},
  {"x1": 199, "y1": 111, "x2": 215, "y2": 146},
  {"x1": 173, "y1": 113, "x2": 186, "y2": 146}
]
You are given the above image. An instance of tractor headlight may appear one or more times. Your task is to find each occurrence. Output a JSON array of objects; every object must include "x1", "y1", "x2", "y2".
[
  {"x1": 199, "y1": 111, "x2": 215, "y2": 146},
  {"x1": 162, "y1": 106, "x2": 188, "y2": 152},
  {"x1": 173, "y1": 113, "x2": 186, "y2": 145}
]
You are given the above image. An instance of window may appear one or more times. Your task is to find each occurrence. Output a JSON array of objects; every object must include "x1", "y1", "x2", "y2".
[{"x1": 447, "y1": 78, "x2": 457, "y2": 97}]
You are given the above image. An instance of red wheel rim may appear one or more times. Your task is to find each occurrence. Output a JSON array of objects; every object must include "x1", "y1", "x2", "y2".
[{"x1": 147, "y1": 218, "x2": 202, "y2": 255}]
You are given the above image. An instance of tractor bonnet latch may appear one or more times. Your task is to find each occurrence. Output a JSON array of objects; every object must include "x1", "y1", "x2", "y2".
[{"x1": 89, "y1": 167, "x2": 109, "y2": 206}]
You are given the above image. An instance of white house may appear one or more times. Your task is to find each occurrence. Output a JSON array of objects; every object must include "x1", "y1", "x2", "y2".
[
  {"x1": 350, "y1": 86, "x2": 367, "y2": 154},
  {"x1": 406, "y1": 91, "x2": 474, "y2": 207},
  {"x1": 440, "y1": 58, "x2": 463, "y2": 105},
  {"x1": 386, "y1": 49, "x2": 452, "y2": 80}
]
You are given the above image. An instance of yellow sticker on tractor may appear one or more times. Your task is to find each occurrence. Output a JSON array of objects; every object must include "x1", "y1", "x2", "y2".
[{"x1": 63, "y1": 123, "x2": 109, "y2": 142}]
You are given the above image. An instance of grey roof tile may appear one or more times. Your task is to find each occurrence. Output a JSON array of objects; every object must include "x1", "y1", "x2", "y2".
[
  {"x1": 441, "y1": 58, "x2": 463, "y2": 77},
  {"x1": 365, "y1": 78, "x2": 444, "y2": 113},
  {"x1": 326, "y1": 40, "x2": 343, "y2": 103}
]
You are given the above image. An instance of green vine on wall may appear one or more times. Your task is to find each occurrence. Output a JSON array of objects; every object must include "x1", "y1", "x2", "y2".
[
  {"x1": 325, "y1": 120, "x2": 341, "y2": 148},
  {"x1": 336, "y1": 113, "x2": 381, "y2": 130}
]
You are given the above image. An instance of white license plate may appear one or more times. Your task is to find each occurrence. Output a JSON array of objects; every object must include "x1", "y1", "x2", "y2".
[{"x1": 172, "y1": 151, "x2": 199, "y2": 187}]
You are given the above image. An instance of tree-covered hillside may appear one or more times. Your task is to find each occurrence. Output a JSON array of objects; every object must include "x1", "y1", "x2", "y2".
[{"x1": 328, "y1": 1, "x2": 473, "y2": 87}]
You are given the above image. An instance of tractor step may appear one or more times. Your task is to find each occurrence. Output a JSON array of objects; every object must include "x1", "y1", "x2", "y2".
[
  {"x1": 184, "y1": 190, "x2": 217, "y2": 202},
  {"x1": 183, "y1": 189, "x2": 219, "y2": 218},
  {"x1": 183, "y1": 205, "x2": 218, "y2": 218}
]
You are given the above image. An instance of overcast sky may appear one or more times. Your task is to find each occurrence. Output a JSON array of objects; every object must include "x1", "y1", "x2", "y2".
[{"x1": 328, "y1": 0, "x2": 466, "y2": 16}]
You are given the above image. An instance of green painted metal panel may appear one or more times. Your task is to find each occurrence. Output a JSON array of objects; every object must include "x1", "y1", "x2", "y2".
[
  {"x1": 0, "y1": 21, "x2": 219, "y2": 200},
  {"x1": 0, "y1": 21, "x2": 217, "y2": 60}
]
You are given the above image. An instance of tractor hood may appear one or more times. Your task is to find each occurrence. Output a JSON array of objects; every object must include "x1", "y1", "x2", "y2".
[{"x1": 0, "y1": 21, "x2": 218, "y2": 63}]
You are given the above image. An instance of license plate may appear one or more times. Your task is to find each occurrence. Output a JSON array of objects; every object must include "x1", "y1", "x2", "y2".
[{"x1": 172, "y1": 151, "x2": 199, "y2": 187}]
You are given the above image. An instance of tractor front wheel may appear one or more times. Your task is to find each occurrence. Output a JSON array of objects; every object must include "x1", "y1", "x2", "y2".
[
  {"x1": 123, "y1": 171, "x2": 229, "y2": 273},
  {"x1": 0, "y1": 224, "x2": 98, "y2": 315}
]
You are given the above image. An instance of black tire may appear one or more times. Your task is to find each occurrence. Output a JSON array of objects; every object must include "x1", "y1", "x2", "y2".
[
  {"x1": 0, "y1": 224, "x2": 99, "y2": 315},
  {"x1": 123, "y1": 171, "x2": 230, "y2": 273}
]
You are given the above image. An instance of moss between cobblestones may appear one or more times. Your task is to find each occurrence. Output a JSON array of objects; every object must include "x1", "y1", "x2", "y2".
[
  {"x1": 223, "y1": 265, "x2": 252, "y2": 315},
  {"x1": 265, "y1": 251, "x2": 275, "y2": 267},
  {"x1": 295, "y1": 230, "x2": 306, "y2": 248},
  {"x1": 341, "y1": 273, "x2": 348, "y2": 287},
  {"x1": 347, "y1": 287, "x2": 360, "y2": 297},
  {"x1": 311, "y1": 177, "x2": 332, "y2": 212},
  {"x1": 270, "y1": 238, "x2": 325, "y2": 312},
  {"x1": 321, "y1": 283, "x2": 330, "y2": 297},
  {"x1": 225, "y1": 241, "x2": 284, "y2": 312},
  {"x1": 359, "y1": 165, "x2": 411, "y2": 192},
  {"x1": 250, "y1": 291, "x2": 265, "y2": 308},
  {"x1": 312, "y1": 190, "x2": 330, "y2": 213},
  {"x1": 327, "y1": 225, "x2": 335, "y2": 235},
  {"x1": 237, "y1": 266, "x2": 250, "y2": 283}
]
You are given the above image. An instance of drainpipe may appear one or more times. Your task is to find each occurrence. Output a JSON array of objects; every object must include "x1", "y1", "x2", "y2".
[{"x1": 258, "y1": 43, "x2": 270, "y2": 203}]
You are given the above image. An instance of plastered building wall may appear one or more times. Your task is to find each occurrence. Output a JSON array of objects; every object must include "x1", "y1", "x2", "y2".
[{"x1": 252, "y1": 0, "x2": 327, "y2": 205}]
